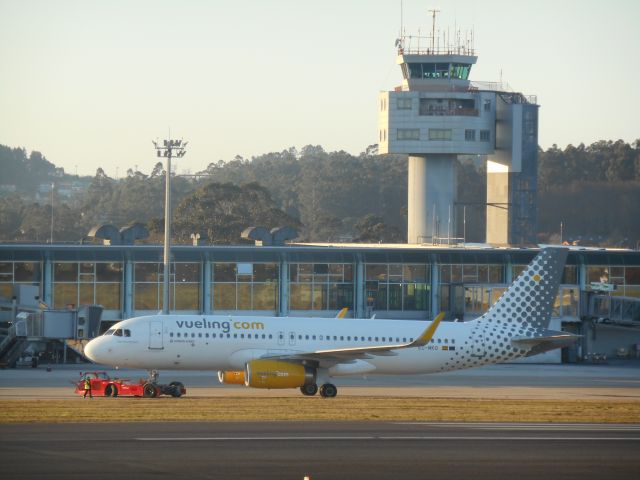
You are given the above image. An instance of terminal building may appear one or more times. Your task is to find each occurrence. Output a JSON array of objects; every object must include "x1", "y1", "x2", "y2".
[{"x1": 1, "y1": 242, "x2": 640, "y2": 365}]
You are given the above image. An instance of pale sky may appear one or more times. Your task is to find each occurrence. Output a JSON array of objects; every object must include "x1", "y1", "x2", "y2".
[{"x1": 1, "y1": 0, "x2": 639, "y2": 177}]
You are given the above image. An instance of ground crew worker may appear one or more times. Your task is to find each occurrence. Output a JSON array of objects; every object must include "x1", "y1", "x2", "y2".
[{"x1": 83, "y1": 376, "x2": 93, "y2": 399}]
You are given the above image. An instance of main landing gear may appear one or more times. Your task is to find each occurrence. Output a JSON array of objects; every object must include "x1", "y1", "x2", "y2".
[{"x1": 299, "y1": 383, "x2": 337, "y2": 398}]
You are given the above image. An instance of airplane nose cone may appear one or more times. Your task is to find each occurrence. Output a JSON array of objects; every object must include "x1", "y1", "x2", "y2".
[{"x1": 84, "y1": 338, "x2": 101, "y2": 363}]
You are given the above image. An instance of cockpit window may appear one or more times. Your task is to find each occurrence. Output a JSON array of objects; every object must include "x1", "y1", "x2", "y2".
[
  {"x1": 124, "y1": 329, "x2": 131, "y2": 337},
  {"x1": 104, "y1": 329, "x2": 115, "y2": 336},
  {"x1": 113, "y1": 329, "x2": 123, "y2": 337}
]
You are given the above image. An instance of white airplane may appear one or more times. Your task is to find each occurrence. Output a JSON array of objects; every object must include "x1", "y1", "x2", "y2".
[{"x1": 84, "y1": 247, "x2": 579, "y2": 397}]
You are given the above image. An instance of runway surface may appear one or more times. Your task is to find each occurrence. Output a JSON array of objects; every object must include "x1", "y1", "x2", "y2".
[
  {"x1": 2, "y1": 362, "x2": 639, "y2": 400},
  {"x1": 1, "y1": 421, "x2": 639, "y2": 479}
]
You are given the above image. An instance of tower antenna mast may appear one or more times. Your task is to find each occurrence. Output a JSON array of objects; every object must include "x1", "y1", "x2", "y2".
[{"x1": 428, "y1": 8, "x2": 440, "y2": 52}]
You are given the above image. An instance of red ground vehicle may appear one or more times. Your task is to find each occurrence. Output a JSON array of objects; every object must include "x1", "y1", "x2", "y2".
[{"x1": 74, "y1": 371, "x2": 186, "y2": 398}]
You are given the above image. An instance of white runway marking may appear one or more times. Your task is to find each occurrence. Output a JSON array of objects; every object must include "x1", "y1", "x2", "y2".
[
  {"x1": 394, "y1": 422, "x2": 640, "y2": 431},
  {"x1": 135, "y1": 436, "x2": 640, "y2": 442}
]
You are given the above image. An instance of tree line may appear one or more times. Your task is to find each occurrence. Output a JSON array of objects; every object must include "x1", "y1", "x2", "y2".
[{"x1": 0, "y1": 140, "x2": 639, "y2": 246}]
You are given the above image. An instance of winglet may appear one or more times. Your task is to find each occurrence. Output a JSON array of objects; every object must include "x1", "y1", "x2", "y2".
[
  {"x1": 335, "y1": 307, "x2": 349, "y2": 319},
  {"x1": 410, "y1": 312, "x2": 444, "y2": 347}
]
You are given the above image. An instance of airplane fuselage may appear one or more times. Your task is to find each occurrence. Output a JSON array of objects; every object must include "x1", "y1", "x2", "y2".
[{"x1": 86, "y1": 314, "x2": 499, "y2": 375}]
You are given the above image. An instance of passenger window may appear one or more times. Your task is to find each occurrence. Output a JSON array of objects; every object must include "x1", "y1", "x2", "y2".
[
  {"x1": 198, "y1": 333, "x2": 202, "y2": 338},
  {"x1": 169, "y1": 332, "x2": 174, "y2": 338},
  {"x1": 177, "y1": 333, "x2": 181, "y2": 338},
  {"x1": 340, "y1": 336, "x2": 344, "y2": 341},
  {"x1": 191, "y1": 333, "x2": 195, "y2": 338}
]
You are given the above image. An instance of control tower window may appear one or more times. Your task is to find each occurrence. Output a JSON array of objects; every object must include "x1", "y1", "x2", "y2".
[
  {"x1": 397, "y1": 98, "x2": 412, "y2": 110},
  {"x1": 397, "y1": 129, "x2": 420, "y2": 140},
  {"x1": 428, "y1": 129, "x2": 452, "y2": 141},
  {"x1": 451, "y1": 64, "x2": 471, "y2": 80}
]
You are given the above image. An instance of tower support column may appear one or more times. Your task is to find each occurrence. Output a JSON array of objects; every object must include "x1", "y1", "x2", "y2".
[{"x1": 407, "y1": 154, "x2": 457, "y2": 244}]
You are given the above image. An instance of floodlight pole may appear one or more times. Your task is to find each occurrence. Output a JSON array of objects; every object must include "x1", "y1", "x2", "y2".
[{"x1": 152, "y1": 139, "x2": 187, "y2": 314}]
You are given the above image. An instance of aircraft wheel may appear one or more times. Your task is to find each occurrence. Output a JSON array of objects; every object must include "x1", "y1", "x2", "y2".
[
  {"x1": 300, "y1": 384, "x2": 318, "y2": 396},
  {"x1": 319, "y1": 383, "x2": 337, "y2": 398}
]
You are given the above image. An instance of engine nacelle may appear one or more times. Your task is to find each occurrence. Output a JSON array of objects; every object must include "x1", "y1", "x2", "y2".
[
  {"x1": 244, "y1": 359, "x2": 316, "y2": 389},
  {"x1": 217, "y1": 370, "x2": 245, "y2": 385}
]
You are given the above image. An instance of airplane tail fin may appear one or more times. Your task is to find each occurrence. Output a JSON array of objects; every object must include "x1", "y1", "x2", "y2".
[
  {"x1": 455, "y1": 248, "x2": 571, "y2": 366},
  {"x1": 479, "y1": 247, "x2": 568, "y2": 333},
  {"x1": 480, "y1": 247, "x2": 569, "y2": 334}
]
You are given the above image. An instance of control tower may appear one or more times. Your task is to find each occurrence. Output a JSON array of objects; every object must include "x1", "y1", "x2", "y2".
[{"x1": 378, "y1": 18, "x2": 539, "y2": 245}]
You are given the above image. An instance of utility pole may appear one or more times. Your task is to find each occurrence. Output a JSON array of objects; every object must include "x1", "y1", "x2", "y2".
[
  {"x1": 50, "y1": 183, "x2": 54, "y2": 244},
  {"x1": 152, "y1": 138, "x2": 188, "y2": 314}
]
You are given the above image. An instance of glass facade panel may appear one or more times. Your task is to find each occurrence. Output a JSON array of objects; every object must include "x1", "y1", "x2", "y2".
[
  {"x1": 212, "y1": 262, "x2": 278, "y2": 311},
  {"x1": 54, "y1": 283, "x2": 77, "y2": 308},
  {"x1": 175, "y1": 284, "x2": 199, "y2": 310},
  {"x1": 254, "y1": 284, "x2": 277, "y2": 310},
  {"x1": 213, "y1": 283, "x2": 236, "y2": 310},
  {"x1": 365, "y1": 263, "x2": 430, "y2": 312},
  {"x1": 290, "y1": 284, "x2": 312, "y2": 310},
  {"x1": 54, "y1": 262, "x2": 122, "y2": 310},
  {"x1": 289, "y1": 263, "x2": 354, "y2": 312},
  {"x1": 0, "y1": 261, "x2": 41, "y2": 299},
  {"x1": 553, "y1": 287, "x2": 578, "y2": 317},
  {"x1": 586, "y1": 264, "x2": 640, "y2": 296},
  {"x1": 134, "y1": 262, "x2": 199, "y2": 311},
  {"x1": 134, "y1": 283, "x2": 159, "y2": 310},
  {"x1": 96, "y1": 283, "x2": 121, "y2": 309},
  {"x1": 54, "y1": 263, "x2": 76, "y2": 282}
]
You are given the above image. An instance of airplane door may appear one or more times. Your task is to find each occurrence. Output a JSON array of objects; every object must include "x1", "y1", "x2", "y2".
[
  {"x1": 289, "y1": 331, "x2": 296, "y2": 346},
  {"x1": 149, "y1": 319, "x2": 164, "y2": 349}
]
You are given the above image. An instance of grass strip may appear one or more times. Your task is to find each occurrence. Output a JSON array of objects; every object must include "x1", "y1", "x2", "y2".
[{"x1": 1, "y1": 397, "x2": 639, "y2": 423}]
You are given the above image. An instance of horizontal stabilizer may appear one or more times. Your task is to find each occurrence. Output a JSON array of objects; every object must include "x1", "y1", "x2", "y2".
[{"x1": 511, "y1": 330, "x2": 581, "y2": 357}]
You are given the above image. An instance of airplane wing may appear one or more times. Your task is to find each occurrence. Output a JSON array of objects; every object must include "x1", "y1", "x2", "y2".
[
  {"x1": 262, "y1": 312, "x2": 444, "y2": 367},
  {"x1": 511, "y1": 330, "x2": 581, "y2": 357}
]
